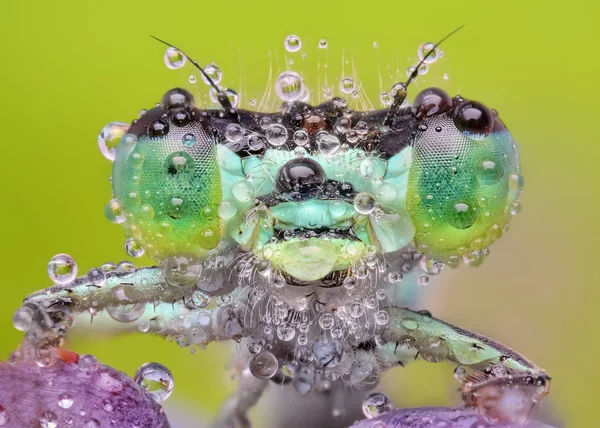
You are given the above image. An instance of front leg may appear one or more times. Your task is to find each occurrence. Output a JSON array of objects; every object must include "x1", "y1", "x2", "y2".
[
  {"x1": 376, "y1": 306, "x2": 550, "y2": 424},
  {"x1": 14, "y1": 258, "x2": 251, "y2": 360}
]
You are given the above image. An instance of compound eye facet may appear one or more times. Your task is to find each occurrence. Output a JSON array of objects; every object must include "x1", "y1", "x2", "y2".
[
  {"x1": 413, "y1": 87, "x2": 453, "y2": 119},
  {"x1": 111, "y1": 89, "x2": 222, "y2": 260},
  {"x1": 452, "y1": 100, "x2": 494, "y2": 139},
  {"x1": 277, "y1": 158, "x2": 326, "y2": 193}
]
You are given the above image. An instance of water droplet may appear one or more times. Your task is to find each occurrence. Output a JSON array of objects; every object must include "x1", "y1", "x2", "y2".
[
  {"x1": 225, "y1": 124, "x2": 244, "y2": 142},
  {"x1": 164, "y1": 47, "x2": 187, "y2": 70},
  {"x1": 312, "y1": 339, "x2": 342, "y2": 367},
  {"x1": 12, "y1": 305, "x2": 34, "y2": 331},
  {"x1": 297, "y1": 334, "x2": 308, "y2": 345},
  {"x1": 293, "y1": 129, "x2": 309, "y2": 146},
  {"x1": 39, "y1": 411, "x2": 58, "y2": 428},
  {"x1": 191, "y1": 290, "x2": 210, "y2": 308},
  {"x1": 266, "y1": 124, "x2": 288, "y2": 146},
  {"x1": 275, "y1": 71, "x2": 305, "y2": 102},
  {"x1": 163, "y1": 255, "x2": 203, "y2": 286},
  {"x1": 420, "y1": 336, "x2": 449, "y2": 362},
  {"x1": 454, "y1": 365, "x2": 468, "y2": 381},
  {"x1": 362, "y1": 392, "x2": 393, "y2": 418},
  {"x1": 354, "y1": 121, "x2": 369, "y2": 135},
  {"x1": 232, "y1": 180, "x2": 254, "y2": 202},
  {"x1": 360, "y1": 158, "x2": 386, "y2": 178},
  {"x1": 510, "y1": 200, "x2": 522, "y2": 215},
  {"x1": 343, "y1": 276, "x2": 357, "y2": 289},
  {"x1": 277, "y1": 323, "x2": 296, "y2": 341},
  {"x1": 83, "y1": 419, "x2": 100, "y2": 428},
  {"x1": 319, "y1": 313, "x2": 335, "y2": 329},
  {"x1": 148, "y1": 119, "x2": 169, "y2": 139},
  {"x1": 58, "y1": 393, "x2": 74, "y2": 409},
  {"x1": 106, "y1": 284, "x2": 146, "y2": 322},
  {"x1": 138, "y1": 320, "x2": 150, "y2": 332},
  {"x1": 354, "y1": 264, "x2": 369, "y2": 279},
  {"x1": 443, "y1": 73, "x2": 449, "y2": 80},
  {"x1": 318, "y1": 39, "x2": 328, "y2": 49},
  {"x1": 125, "y1": 239, "x2": 144, "y2": 258},
  {"x1": 349, "y1": 302, "x2": 365, "y2": 318},
  {"x1": 374, "y1": 310, "x2": 389, "y2": 325},
  {"x1": 201, "y1": 63, "x2": 222, "y2": 85},
  {"x1": 218, "y1": 199, "x2": 238, "y2": 219},
  {"x1": 317, "y1": 133, "x2": 340, "y2": 156},
  {"x1": 449, "y1": 201, "x2": 477, "y2": 229},
  {"x1": 48, "y1": 254, "x2": 77, "y2": 284},
  {"x1": 188, "y1": 74, "x2": 196, "y2": 84},
  {"x1": 248, "y1": 135, "x2": 265, "y2": 150},
  {"x1": 284, "y1": 34, "x2": 302, "y2": 52},
  {"x1": 417, "y1": 42, "x2": 439, "y2": 64},
  {"x1": 208, "y1": 87, "x2": 219, "y2": 104},
  {"x1": 116, "y1": 260, "x2": 136, "y2": 274},
  {"x1": 85, "y1": 268, "x2": 106, "y2": 288},
  {"x1": 182, "y1": 133, "x2": 197, "y2": 148},
  {"x1": 379, "y1": 92, "x2": 392, "y2": 106},
  {"x1": 418, "y1": 64, "x2": 429, "y2": 75},
  {"x1": 388, "y1": 271, "x2": 404, "y2": 284},
  {"x1": 165, "y1": 151, "x2": 195, "y2": 178},
  {"x1": 373, "y1": 42, "x2": 379, "y2": 48},
  {"x1": 161, "y1": 88, "x2": 194, "y2": 112},
  {"x1": 249, "y1": 351, "x2": 279, "y2": 379},
  {"x1": 134, "y1": 362, "x2": 174, "y2": 403},
  {"x1": 418, "y1": 275, "x2": 430, "y2": 286},
  {"x1": 364, "y1": 294, "x2": 378, "y2": 309},
  {"x1": 98, "y1": 122, "x2": 129, "y2": 161},
  {"x1": 463, "y1": 250, "x2": 485, "y2": 267},
  {"x1": 354, "y1": 192, "x2": 376, "y2": 215},
  {"x1": 340, "y1": 77, "x2": 355, "y2": 94},
  {"x1": 508, "y1": 173, "x2": 525, "y2": 192},
  {"x1": 328, "y1": 201, "x2": 347, "y2": 218},
  {"x1": 346, "y1": 130, "x2": 359, "y2": 143},
  {"x1": 420, "y1": 258, "x2": 444, "y2": 275},
  {"x1": 476, "y1": 157, "x2": 504, "y2": 184},
  {"x1": 401, "y1": 318, "x2": 419, "y2": 330},
  {"x1": 224, "y1": 88, "x2": 240, "y2": 107},
  {"x1": 0, "y1": 405, "x2": 8, "y2": 426}
]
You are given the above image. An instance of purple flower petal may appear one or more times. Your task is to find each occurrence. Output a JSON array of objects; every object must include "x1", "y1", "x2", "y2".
[
  {"x1": 0, "y1": 356, "x2": 170, "y2": 427},
  {"x1": 349, "y1": 407, "x2": 554, "y2": 428}
]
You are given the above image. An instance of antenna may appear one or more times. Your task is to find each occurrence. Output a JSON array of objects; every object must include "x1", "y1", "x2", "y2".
[
  {"x1": 384, "y1": 26, "x2": 464, "y2": 127},
  {"x1": 150, "y1": 36, "x2": 239, "y2": 122}
]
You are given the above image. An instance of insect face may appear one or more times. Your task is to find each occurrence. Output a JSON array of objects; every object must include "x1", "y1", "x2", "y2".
[{"x1": 110, "y1": 82, "x2": 521, "y2": 282}]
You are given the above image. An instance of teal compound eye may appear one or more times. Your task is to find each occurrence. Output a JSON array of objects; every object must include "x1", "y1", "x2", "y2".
[
  {"x1": 406, "y1": 90, "x2": 523, "y2": 265},
  {"x1": 108, "y1": 88, "x2": 222, "y2": 260}
]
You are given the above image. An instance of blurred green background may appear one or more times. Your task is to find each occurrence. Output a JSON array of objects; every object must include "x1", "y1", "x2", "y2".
[{"x1": 0, "y1": 0, "x2": 597, "y2": 426}]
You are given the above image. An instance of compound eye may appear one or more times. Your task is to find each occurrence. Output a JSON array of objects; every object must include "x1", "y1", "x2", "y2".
[
  {"x1": 111, "y1": 88, "x2": 222, "y2": 260},
  {"x1": 406, "y1": 109, "x2": 522, "y2": 263},
  {"x1": 453, "y1": 101, "x2": 494, "y2": 139},
  {"x1": 277, "y1": 158, "x2": 326, "y2": 193},
  {"x1": 413, "y1": 87, "x2": 452, "y2": 119}
]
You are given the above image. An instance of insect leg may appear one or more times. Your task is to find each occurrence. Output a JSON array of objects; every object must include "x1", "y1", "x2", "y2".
[
  {"x1": 211, "y1": 353, "x2": 269, "y2": 428},
  {"x1": 376, "y1": 306, "x2": 551, "y2": 423}
]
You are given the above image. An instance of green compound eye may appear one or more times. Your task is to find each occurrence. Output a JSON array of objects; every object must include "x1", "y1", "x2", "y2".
[
  {"x1": 406, "y1": 100, "x2": 523, "y2": 264},
  {"x1": 111, "y1": 89, "x2": 222, "y2": 260}
]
